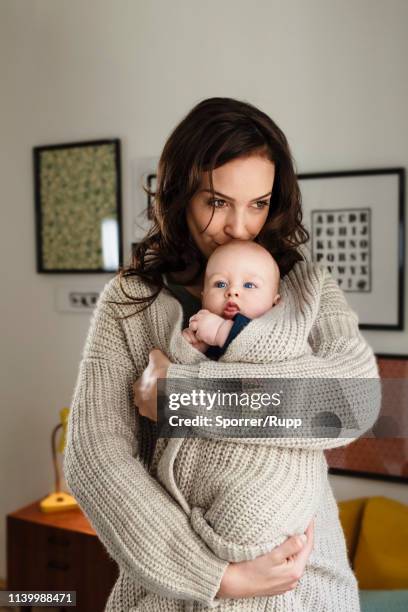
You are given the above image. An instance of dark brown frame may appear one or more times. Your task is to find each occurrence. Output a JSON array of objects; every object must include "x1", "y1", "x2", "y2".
[{"x1": 34, "y1": 138, "x2": 123, "y2": 273}]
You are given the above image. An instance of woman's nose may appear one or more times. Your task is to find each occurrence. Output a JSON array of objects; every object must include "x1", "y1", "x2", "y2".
[{"x1": 224, "y1": 213, "x2": 249, "y2": 240}]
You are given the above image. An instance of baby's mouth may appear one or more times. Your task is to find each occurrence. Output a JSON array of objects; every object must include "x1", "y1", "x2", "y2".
[{"x1": 223, "y1": 301, "x2": 240, "y2": 318}]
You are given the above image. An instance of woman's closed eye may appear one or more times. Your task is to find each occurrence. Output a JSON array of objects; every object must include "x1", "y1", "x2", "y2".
[{"x1": 207, "y1": 198, "x2": 270, "y2": 210}]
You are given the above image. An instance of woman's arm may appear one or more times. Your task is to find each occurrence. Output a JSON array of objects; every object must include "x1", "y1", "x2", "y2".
[
  {"x1": 166, "y1": 267, "x2": 381, "y2": 450},
  {"x1": 63, "y1": 277, "x2": 228, "y2": 607}
]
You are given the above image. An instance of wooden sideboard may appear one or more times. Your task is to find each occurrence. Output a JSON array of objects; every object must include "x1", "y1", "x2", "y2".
[{"x1": 6, "y1": 499, "x2": 118, "y2": 611}]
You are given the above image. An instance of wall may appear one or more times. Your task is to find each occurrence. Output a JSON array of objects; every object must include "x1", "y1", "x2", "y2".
[{"x1": 0, "y1": 0, "x2": 407, "y2": 579}]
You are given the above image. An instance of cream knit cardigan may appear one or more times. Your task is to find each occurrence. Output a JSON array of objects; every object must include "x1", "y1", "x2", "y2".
[{"x1": 64, "y1": 261, "x2": 380, "y2": 612}]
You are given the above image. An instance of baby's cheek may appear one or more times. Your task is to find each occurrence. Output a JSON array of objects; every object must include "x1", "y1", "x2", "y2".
[
  {"x1": 202, "y1": 291, "x2": 223, "y2": 316},
  {"x1": 201, "y1": 292, "x2": 211, "y2": 309},
  {"x1": 242, "y1": 305, "x2": 261, "y2": 318},
  {"x1": 244, "y1": 295, "x2": 274, "y2": 318}
]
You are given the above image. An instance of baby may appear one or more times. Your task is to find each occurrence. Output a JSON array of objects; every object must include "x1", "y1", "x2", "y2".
[{"x1": 182, "y1": 239, "x2": 281, "y2": 358}]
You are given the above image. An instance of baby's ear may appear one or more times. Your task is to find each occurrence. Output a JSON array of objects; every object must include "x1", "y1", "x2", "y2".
[{"x1": 273, "y1": 294, "x2": 281, "y2": 306}]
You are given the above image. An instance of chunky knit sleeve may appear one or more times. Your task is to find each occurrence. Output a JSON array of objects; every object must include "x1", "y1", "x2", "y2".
[
  {"x1": 63, "y1": 277, "x2": 228, "y2": 607},
  {"x1": 167, "y1": 265, "x2": 381, "y2": 450}
]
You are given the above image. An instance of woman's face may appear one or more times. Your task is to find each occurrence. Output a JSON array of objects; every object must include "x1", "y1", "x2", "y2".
[{"x1": 186, "y1": 154, "x2": 275, "y2": 259}]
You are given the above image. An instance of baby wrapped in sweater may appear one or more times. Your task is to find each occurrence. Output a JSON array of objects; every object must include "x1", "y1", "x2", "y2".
[
  {"x1": 181, "y1": 239, "x2": 281, "y2": 360},
  {"x1": 156, "y1": 240, "x2": 325, "y2": 559},
  {"x1": 149, "y1": 240, "x2": 379, "y2": 611}
]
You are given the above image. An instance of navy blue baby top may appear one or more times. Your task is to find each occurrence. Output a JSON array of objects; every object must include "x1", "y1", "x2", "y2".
[{"x1": 205, "y1": 313, "x2": 251, "y2": 360}]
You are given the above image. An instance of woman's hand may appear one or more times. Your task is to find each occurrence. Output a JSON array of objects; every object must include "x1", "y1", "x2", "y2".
[
  {"x1": 133, "y1": 349, "x2": 171, "y2": 422},
  {"x1": 217, "y1": 520, "x2": 314, "y2": 600}
]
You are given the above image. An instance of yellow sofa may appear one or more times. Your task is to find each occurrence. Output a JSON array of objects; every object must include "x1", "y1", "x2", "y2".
[{"x1": 337, "y1": 496, "x2": 408, "y2": 611}]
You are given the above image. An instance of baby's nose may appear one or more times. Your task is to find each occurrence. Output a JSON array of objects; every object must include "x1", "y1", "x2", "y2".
[{"x1": 226, "y1": 286, "x2": 239, "y2": 297}]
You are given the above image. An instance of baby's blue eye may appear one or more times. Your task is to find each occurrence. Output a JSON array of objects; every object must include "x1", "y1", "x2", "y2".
[
  {"x1": 215, "y1": 281, "x2": 227, "y2": 288},
  {"x1": 244, "y1": 282, "x2": 256, "y2": 288}
]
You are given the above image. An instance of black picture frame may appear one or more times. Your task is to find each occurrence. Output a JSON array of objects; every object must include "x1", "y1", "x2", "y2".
[
  {"x1": 146, "y1": 172, "x2": 157, "y2": 221},
  {"x1": 298, "y1": 168, "x2": 405, "y2": 330},
  {"x1": 34, "y1": 139, "x2": 123, "y2": 273}
]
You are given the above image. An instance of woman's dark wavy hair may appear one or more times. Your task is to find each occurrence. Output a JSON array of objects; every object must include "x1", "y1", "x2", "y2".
[{"x1": 111, "y1": 97, "x2": 309, "y2": 319}]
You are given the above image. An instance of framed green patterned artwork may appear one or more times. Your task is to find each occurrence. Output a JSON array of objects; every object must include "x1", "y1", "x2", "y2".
[{"x1": 33, "y1": 139, "x2": 123, "y2": 273}]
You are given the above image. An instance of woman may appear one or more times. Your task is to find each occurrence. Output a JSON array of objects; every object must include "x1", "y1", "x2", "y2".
[{"x1": 64, "y1": 97, "x2": 378, "y2": 611}]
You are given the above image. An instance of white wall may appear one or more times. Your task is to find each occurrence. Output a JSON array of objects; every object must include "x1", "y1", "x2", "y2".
[{"x1": 1, "y1": 0, "x2": 407, "y2": 579}]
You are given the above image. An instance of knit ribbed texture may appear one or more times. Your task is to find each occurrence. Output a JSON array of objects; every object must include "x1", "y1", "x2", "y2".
[
  {"x1": 163, "y1": 263, "x2": 380, "y2": 449},
  {"x1": 152, "y1": 262, "x2": 380, "y2": 611},
  {"x1": 64, "y1": 261, "x2": 379, "y2": 611},
  {"x1": 64, "y1": 276, "x2": 228, "y2": 611}
]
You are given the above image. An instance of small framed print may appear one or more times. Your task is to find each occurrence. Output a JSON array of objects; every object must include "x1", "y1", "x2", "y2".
[
  {"x1": 34, "y1": 139, "x2": 123, "y2": 273},
  {"x1": 132, "y1": 156, "x2": 159, "y2": 243},
  {"x1": 146, "y1": 172, "x2": 157, "y2": 220},
  {"x1": 298, "y1": 168, "x2": 405, "y2": 330}
]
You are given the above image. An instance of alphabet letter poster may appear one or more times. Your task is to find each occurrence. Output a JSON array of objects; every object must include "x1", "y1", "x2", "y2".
[{"x1": 311, "y1": 208, "x2": 371, "y2": 292}]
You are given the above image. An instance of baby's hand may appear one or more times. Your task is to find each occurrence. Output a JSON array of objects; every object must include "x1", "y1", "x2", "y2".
[
  {"x1": 182, "y1": 327, "x2": 209, "y2": 353},
  {"x1": 189, "y1": 309, "x2": 226, "y2": 346}
]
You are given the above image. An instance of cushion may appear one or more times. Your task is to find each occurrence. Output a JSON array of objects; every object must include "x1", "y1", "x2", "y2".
[
  {"x1": 337, "y1": 497, "x2": 368, "y2": 564},
  {"x1": 360, "y1": 590, "x2": 408, "y2": 612},
  {"x1": 353, "y1": 496, "x2": 408, "y2": 589}
]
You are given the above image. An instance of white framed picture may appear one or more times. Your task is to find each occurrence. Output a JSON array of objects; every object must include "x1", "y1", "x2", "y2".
[{"x1": 298, "y1": 168, "x2": 405, "y2": 330}]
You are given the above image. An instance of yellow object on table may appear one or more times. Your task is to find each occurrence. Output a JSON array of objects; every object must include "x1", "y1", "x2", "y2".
[{"x1": 39, "y1": 407, "x2": 79, "y2": 513}]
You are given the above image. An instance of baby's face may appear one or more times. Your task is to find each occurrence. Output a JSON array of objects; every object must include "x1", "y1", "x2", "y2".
[{"x1": 202, "y1": 242, "x2": 280, "y2": 319}]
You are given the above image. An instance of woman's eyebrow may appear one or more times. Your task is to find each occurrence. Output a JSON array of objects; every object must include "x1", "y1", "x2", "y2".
[{"x1": 199, "y1": 189, "x2": 272, "y2": 202}]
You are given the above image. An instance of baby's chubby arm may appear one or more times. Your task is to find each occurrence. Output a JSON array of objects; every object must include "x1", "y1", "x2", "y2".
[
  {"x1": 181, "y1": 327, "x2": 209, "y2": 353},
  {"x1": 189, "y1": 309, "x2": 234, "y2": 346}
]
